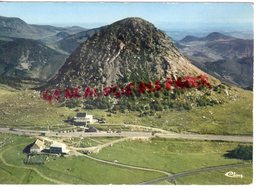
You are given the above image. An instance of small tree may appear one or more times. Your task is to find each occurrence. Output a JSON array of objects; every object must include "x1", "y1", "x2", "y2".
[{"x1": 224, "y1": 145, "x2": 253, "y2": 160}]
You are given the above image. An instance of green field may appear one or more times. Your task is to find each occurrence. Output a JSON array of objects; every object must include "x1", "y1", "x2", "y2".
[
  {"x1": 0, "y1": 164, "x2": 53, "y2": 184},
  {"x1": 0, "y1": 133, "x2": 163, "y2": 184},
  {"x1": 92, "y1": 138, "x2": 252, "y2": 173},
  {"x1": 0, "y1": 133, "x2": 253, "y2": 184},
  {"x1": 0, "y1": 133, "x2": 52, "y2": 184}
]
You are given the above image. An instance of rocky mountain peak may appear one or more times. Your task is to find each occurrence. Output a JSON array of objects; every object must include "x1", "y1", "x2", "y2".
[
  {"x1": 111, "y1": 17, "x2": 157, "y2": 31},
  {"x1": 50, "y1": 17, "x2": 209, "y2": 87}
]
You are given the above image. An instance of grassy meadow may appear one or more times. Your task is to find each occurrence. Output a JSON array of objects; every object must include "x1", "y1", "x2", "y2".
[
  {"x1": 88, "y1": 86, "x2": 253, "y2": 135},
  {"x1": 0, "y1": 133, "x2": 252, "y2": 184},
  {"x1": 92, "y1": 138, "x2": 252, "y2": 173},
  {"x1": 0, "y1": 84, "x2": 75, "y2": 130},
  {"x1": 0, "y1": 133, "x2": 163, "y2": 184}
]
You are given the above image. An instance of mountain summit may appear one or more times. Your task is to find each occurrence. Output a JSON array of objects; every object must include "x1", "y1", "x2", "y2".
[
  {"x1": 204, "y1": 32, "x2": 233, "y2": 41},
  {"x1": 51, "y1": 17, "x2": 207, "y2": 87}
]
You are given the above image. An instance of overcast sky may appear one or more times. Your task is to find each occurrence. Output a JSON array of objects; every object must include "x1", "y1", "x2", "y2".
[{"x1": 0, "y1": 2, "x2": 253, "y2": 30}]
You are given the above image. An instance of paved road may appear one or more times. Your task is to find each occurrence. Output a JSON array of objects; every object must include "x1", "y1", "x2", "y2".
[
  {"x1": 0, "y1": 127, "x2": 253, "y2": 143},
  {"x1": 156, "y1": 133, "x2": 253, "y2": 143},
  {"x1": 140, "y1": 163, "x2": 252, "y2": 185},
  {"x1": 123, "y1": 124, "x2": 171, "y2": 133}
]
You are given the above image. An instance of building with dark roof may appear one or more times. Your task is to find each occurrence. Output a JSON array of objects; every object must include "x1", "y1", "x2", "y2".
[{"x1": 50, "y1": 142, "x2": 69, "y2": 154}]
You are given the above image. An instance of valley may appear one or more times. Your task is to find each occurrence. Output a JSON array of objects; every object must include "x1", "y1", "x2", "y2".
[{"x1": 176, "y1": 32, "x2": 253, "y2": 88}]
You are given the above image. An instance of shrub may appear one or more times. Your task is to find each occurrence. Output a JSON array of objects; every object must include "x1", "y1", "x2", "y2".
[
  {"x1": 64, "y1": 98, "x2": 81, "y2": 108},
  {"x1": 224, "y1": 145, "x2": 253, "y2": 160},
  {"x1": 84, "y1": 97, "x2": 113, "y2": 109}
]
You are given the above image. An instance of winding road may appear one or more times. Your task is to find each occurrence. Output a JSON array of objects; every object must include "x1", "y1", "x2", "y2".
[{"x1": 0, "y1": 127, "x2": 253, "y2": 143}]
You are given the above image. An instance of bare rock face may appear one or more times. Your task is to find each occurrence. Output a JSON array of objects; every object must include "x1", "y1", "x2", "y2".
[{"x1": 51, "y1": 17, "x2": 207, "y2": 87}]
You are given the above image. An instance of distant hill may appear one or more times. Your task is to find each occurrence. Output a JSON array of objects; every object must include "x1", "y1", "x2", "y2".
[
  {"x1": 180, "y1": 35, "x2": 199, "y2": 42},
  {"x1": 0, "y1": 16, "x2": 86, "y2": 77},
  {"x1": 0, "y1": 16, "x2": 86, "y2": 40},
  {"x1": 177, "y1": 32, "x2": 253, "y2": 88},
  {"x1": 203, "y1": 32, "x2": 234, "y2": 41},
  {"x1": 180, "y1": 32, "x2": 235, "y2": 42},
  {"x1": 57, "y1": 27, "x2": 105, "y2": 53},
  {"x1": 50, "y1": 17, "x2": 211, "y2": 87},
  {"x1": 0, "y1": 38, "x2": 67, "y2": 81},
  {"x1": 0, "y1": 16, "x2": 39, "y2": 39}
]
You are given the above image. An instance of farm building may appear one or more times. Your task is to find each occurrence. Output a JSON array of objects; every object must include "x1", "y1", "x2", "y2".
[
  {"x1": 50, "y1": 142, "x2": 69, "y2": 154},
  {"x1": 30, "y1": 139, "x2": 45, "y2": 153},
  {"x1": 74, "y1": 112, "x2": 93, "y2": 126}
]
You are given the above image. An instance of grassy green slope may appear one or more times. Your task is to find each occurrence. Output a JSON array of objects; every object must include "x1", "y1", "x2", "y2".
[
  {"x1": 0, "y1": 164, "x2": 53, "y2": 184},
  {"x1": 0, "y1": 86, "x2": 75, "y2": 130},
  {"x1": 0, "y1": 84, "x2": 253, "y2": 135},
  {"x1": 88, "y1": 87, "x2": 253, "y2": 135}
]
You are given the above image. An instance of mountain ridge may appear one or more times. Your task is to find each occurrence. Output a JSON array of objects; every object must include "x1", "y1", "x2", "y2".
[
  {"x1": 177, "y1": 32, "x2": 253, "y2": 88},
  {"x1": 0, "y1": 38, "x2": 67, "y2": 81},
  {"x1": 0, "y1": 16, "x2": 86, "y2": 40}
]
